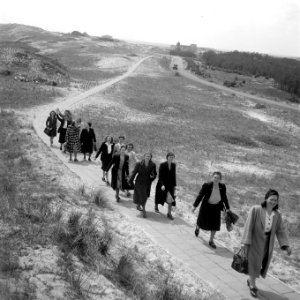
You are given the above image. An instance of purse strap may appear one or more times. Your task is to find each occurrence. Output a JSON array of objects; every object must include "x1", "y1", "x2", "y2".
[{"x1": 223, "y1": 202, "x2": 227, "y2": 213}]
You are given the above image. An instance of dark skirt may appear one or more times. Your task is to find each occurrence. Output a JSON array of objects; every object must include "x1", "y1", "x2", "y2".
[
  {"x1": 133, "y1": 182, "x2": 149, "y2": 206},
  {"x1": 59, "y1": 128, "x2": 67, "y2": 143},
  {"x1": 197, "y1": 202, "x2": 221, "y2": 231}
]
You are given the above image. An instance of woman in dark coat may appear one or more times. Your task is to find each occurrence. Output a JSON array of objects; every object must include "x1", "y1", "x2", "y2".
[
  {"x1": 241, "y1": 189, "x2": 291, "y2": 298},
  {"x1": 57, "y1": 109, "x2": 72, "y2": 151},
  {"x1": 65, "y1": 119, "x2": 81, "y2": 162},
  {"x1": 128, "y1": 152, "x2": 157, "y2": 218},
  {"x1": 192, "y1": 171, "x2": 230, "y2": 249},
  {"x1": 95, "y1": 136, "x2": 115, "y2": 184},
  {"x1": 105, "y1": 145, "x2": 132, "y2": 202},
  {"x1": 80, "y1": 122, "x2": 96, "y2": 161},
  {"x1": 155, "y1": 152, "x2": 177, "y2": 220},
  {"x1": 45, "y1": 110, "x2": 57, "y2": 147}
]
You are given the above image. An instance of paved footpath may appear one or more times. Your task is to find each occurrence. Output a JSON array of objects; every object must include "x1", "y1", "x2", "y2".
[{"x1": 32, "y1": 57, "x2": 300, "y2": 300}]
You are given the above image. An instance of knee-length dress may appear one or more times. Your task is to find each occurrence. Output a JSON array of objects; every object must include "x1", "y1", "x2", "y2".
[
  {"x1": 105, "y1": 154, "x2": 132, "y2": 191},
  {"x1": 128, "y1": 160, "x2": 157, "y2": 206},
  {"x1": 57, "y1": 114, "x2": 69, "y2": 144},
  {"x1": 193, "y1": 182, "x2": 230, "y2": 231},
  {"x1": 155, "y1": 161, "x2": 176, "y2": 207},
  {"x1": 95, "y1": 142, "x2": 115, "y2": 171},
  {"x1": 65, "y1": 124, "x2": 81, "y2": 153},
  {"x1": 46, "y1": 115, "x2": 57, "y2": 137},
  {"x1": 80, "y1": 128, "x2": 96, "y2": 154}
]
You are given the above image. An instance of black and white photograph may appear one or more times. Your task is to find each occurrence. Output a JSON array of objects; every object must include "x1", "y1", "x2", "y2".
[{"x1": 0, "y1": 0, "x2": 299, "y2": 299}]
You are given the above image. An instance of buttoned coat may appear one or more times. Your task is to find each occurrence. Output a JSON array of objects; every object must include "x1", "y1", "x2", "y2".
[
  {"x1": 241, "y1": 205, "x2": 289, "y2": 278},
  {"x1": 155, "y1": 161, "x2": 177, "y2": 206},
  {"x1": 95, "y1": 142, "x2": 115, "y2": 171}
]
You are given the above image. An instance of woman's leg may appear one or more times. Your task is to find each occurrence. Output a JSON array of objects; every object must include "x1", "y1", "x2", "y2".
[
  {"x1": 115, "y1": 188, "x2": 120, "y2": 202},
  {"x1": 102, "y1": 171, "x2": 106, "y2": 181},
  {"x1": 142, "y1": 204, "x2": 147, "y2": 218},
  {"x1": 210, "y1": 230, "x2": 216, "y2": 241},
  {"x1": 50, "y1": 137, "x2": 53, "y2": 146},
  {"x1": 74, "y1": 150, "x2": 78, "y2": 162},
  {"x1": 83, "y1": 152, "x2": 86, "y2": 160},
  {"x1": 167, "y1": 203, "x2": 174, "y2": 220},
  {"x1": 60, "y1": 143, "x2": 63, "y2": 150},
  {"x1": 69, "y1": 152, "x2": 73, "y2": 161}
]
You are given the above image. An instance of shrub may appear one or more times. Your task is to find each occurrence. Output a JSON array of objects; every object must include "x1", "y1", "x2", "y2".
[
  {"x1": 214, "y1": 134, "x2": 258, "y2": 147},
  {"x1": 255, "y1": 135, "x2": 286, "y2": 147},
  {"x1": 94, "y1": 190, "x2": 108, "y2": 208}
]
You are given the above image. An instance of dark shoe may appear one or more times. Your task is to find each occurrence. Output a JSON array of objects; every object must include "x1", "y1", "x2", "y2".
[
  {"x1": 142, "y1": 211, "x2": 147, "y2": 218},
  {"x1": 247, "y1": 280, "x2": 258, "y2": 298},
  {"x1": 102, "y1": 177, "x2": 106, "y2": 182},
  {"x1": 74, "y1": 159, "x2": 78, "y2": 162},
  {"x1": 167, "y1": 213, "x2": 174, "y2": 220},
  {"x1": 155, "y1": 207, "x2": 160, "y2": 213},
  {"x1": 106, "y1": 181, "x2": 110, "y2": 186},
  {"x1": 194, "y1": 228, "x2": 199, "y2": 237},
  {"x1": 60, "y1": 145, "x2": 62, "y2": 150},
  {"x1": 209, "y1": 240, "x2": 217, "y2": 249},
  {"x1": 126, "y1": 191, "x2": 131, "y2": 197},
  {"x1": 116, "y1": 195, "x2": 120, "y2": 202},
  {"x1": 137, "y1": 205, "x2": 143, "y2": 211},
  {"x1": 88, "y1": 158, "x2": 91, "y2": 161}
]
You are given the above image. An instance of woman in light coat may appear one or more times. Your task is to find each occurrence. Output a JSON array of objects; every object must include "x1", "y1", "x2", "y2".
[{"x1": 241, "y1": 189, "x2": 291, "y2": 298}]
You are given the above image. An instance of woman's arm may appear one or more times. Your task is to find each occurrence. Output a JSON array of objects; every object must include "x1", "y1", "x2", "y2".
[
  {"x1": 276, "y1": 213, "x2": 290, "y2": 253},
  {"x1": 222, "y1": 184, "x2": 230, "y2": 210},
  {"x1": 128, "y1": 162, "x2": 139, "y2": 185},
  {"x1": 105, "y1": 155, "x2": 116, "y2": 172},
  {"x1": 241, "y1": 206, "x2": 256, "y2": 245},
  {"x1": 193, "y1": 183, "x2": 207, "y2": 209},
  {"x1": 95, "y1": 143, "x2": 104, "y2": 159}
]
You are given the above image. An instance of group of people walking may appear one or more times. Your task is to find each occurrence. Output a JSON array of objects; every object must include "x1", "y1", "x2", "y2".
[{"x1": 45, "y1": 108, "x2": 292, "y2": 298}]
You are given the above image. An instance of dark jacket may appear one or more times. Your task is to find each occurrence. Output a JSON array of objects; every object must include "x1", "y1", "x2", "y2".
[
  {"x1": 193, "y1": 182, "x2": 230, "y2": 210},
  {"x1": 155, "y1": 162, "x2": 176, "y2": 206},
  {"x1": 80, "y1": 128, "x2": 96, "y2": 153},
  {"x1": 106, "y1": 154, "x2": 132, "y2": 190},
  {"x1": 95, "y1": 142, "x2": 115, "y2": 170},
  {"x1": 46, "y1": 115, "x2": 57, "y2": 137}
]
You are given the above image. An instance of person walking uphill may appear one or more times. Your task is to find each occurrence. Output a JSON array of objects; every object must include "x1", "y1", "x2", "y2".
[
  {"x1": 95, "y1": 136, "x2": 115, "y2": 184},
  {"x1": 105, "y1": 145, "x2": 132, "y2": 202},
  {"x1": 128, "y1": 153, "x2": 157, "y2": 218},
  {"x1": 65, "y1": 119, "x2": 81, "y2": 162},
  {"x1": 80, "y1": 122, "x2": 96, "y2": 161},
  {"x1": 241, "y1": 189, "x2": 291, "y2": 298},
  {"x1": 155, "y1": 152, "x2": 177, "y2": 220},
  {"x1": 192, "y1": 171, "x2": 230, "y2": 249},
  {"x1": 57, "y1": 109, "x2": 72, "y2": 151},
  {"x1": 45, "y1": 110, "x2": 58, "y2": 147}
]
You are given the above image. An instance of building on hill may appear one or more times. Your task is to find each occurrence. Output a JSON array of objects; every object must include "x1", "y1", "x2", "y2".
[{"x1": 171, "y1": 42, "x2": 198, "y2": 54}]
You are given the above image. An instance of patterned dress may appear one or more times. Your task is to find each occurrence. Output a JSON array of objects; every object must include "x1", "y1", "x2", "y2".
[{"x1": 65, "y1": 124, "x2": 81, "y2": 153}]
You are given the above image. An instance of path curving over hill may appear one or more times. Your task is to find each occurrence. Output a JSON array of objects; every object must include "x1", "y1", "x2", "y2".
[
  {"x1": 32, "y1": 56, "x2": 300, "y2": 300},
  {"x1": 172, "y1": 56, "x2": 300, "y2": 112}
]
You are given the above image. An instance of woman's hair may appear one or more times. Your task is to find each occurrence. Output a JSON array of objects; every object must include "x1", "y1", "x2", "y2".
[
  {"x1": 88, "y1": 122, "x2": 92, "y2": 127},
  {"x1": 126, "y1": 143, "x2": 134, "y2": 149},
  {"x1": 144, "y1": 152, "x2": 152, "y2": 159},
  {"x1": 212, "y1": 171, "x2": 222, "y2": 180},
  {"x1": 166, "y1": 152, "x2": 175, "y2": 159},
  {"x1": 104, "y1": 135, "x2": 113, "y2": 143},
  {"x1": 50, "y1": 110, "x2": 56, "y2": 116},
  {"x1": 261, "y1": 189, "x2": 279, "y2": 210},
  {"x1": 119, "y1": 135, "x2": 125, "y2": 139},
  {"x1": 120, "y1": 145, "x2": 126, "y2": 150}
]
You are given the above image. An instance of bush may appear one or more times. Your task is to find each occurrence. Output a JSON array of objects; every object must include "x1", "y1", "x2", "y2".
[
  {"x1": 214, "y1": 134, "x2": 258, "y2": 147},
  {"x1": 255, "y1": 135, "x2": 286, "y2": 147}
]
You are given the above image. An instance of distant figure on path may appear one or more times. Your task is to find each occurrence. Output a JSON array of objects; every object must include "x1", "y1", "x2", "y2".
[
  {"x1": 57, "y1": 109, "x2": 72, "y2": 151},
  {"x1": 65, "y1": 119, "x2": 81, "y2": 162},
  {"x1": 192, "y1": 171, "x2": 230, "y2": 249},
  {"x1": 154, "y1": 152, "x2": 177, "y2": 220},
  {"x1": 241, "y1": 189, "x2": 291, "y2": 298},
  {"x1": 45, "y1": 110, "x2": 57, "y2": 147},
  {"x1": 95, "y1": 136, "x2": 115, "y2": 184},
  {"x1": 128, "y1": 152, "x2": 157, "y2": 218},
  {"x1": 80, "y1": 122, "x2": 96, "y2": 161},
  {"x1": 105, "y1": 145, "x2": 132, "y2": 202}
]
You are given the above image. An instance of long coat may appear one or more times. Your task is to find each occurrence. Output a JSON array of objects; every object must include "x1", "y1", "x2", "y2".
[
  {"x1": 193, "y1": 182, "x2": 230, "y2": 230},
  {"x1": 241, "y1": 205, "x2": 289, "y2": 278},
  {"x1": 155, "y1": 161, "x2": 176, "y2": 206},
  {"x1": 80, "y1": 128, "x2": 96, "y2": 154},
  {"x1": 95, "y1": 142, "x2": 115, "y2": 171},
  {"x1": 128, "y1": 160, "x2": 157, "y2": 206},
  {"x1": 46, "y1": 115, "x2": 57, "y2": 137},
  {"x1": 57, "y1": 114, "x2": 71, "y2": 143},
  {"x1": 105, "y1": 154, "x2": 132, "y2": 190}
]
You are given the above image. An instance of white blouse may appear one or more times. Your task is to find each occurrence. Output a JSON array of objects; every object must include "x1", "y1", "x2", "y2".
[
  {"x1": 265, "y1": 211, "x2": 275, "y2": 232},
  {"x1": 106, "y1": 143, "x2": 112, "y2": 154}
]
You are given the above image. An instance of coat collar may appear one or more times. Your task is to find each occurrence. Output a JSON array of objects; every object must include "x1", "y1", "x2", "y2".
[{"x1": 260, "y1": 207, "x2": 279, "y2": 231}]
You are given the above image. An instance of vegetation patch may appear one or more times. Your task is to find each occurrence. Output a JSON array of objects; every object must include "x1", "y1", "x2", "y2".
[
  {"x1": 214, "y1": 134, "x2": 258, "y2": 147},
  {"x1": 255, "y1": 135, "x2": 287, "y2": 147}
]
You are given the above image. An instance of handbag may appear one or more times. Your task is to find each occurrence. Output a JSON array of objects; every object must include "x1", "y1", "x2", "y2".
[
  {"x1": 166, "y1": 191, "x2": 174, "y2": 204},
  {"x1": 223, "y1": 203, "x2": 239, "y2": 232},
  {"x1": 231, "y1": 247, "x2": 248, "y2": 274},
  {"x1": 44, "y1": 127, "x2": 51, "y2": 136}
]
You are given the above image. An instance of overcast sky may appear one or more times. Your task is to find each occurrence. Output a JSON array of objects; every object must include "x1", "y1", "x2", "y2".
[{"x1": 1, "y1": 0, "x2": 299, "y2": 57}]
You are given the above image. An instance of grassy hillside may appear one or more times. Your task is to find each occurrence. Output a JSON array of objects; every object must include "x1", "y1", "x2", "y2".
[{"x1": 73, "y1": 56, "x2": 300, "y2": 291}]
